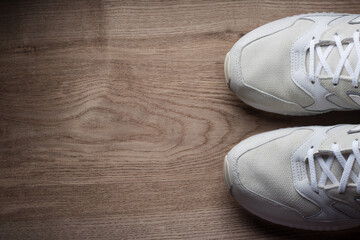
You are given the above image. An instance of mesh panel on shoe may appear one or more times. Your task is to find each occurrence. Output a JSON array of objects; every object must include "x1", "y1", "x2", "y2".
[
  {"x1": 241, "y1": 19, "x2": 315, "y2": 107},
  {"x1": 238, "y1": 129, "x2": 320, "y2": 217}
]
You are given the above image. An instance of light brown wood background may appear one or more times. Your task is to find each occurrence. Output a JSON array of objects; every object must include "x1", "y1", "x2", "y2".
[{"x1": 1, "y1": 0, "x2": 360, "y2": 239}]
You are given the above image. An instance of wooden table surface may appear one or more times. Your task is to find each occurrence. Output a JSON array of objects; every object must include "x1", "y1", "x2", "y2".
[{"x1": 1, "y1": 1, "x2": 360, "y2": 239}]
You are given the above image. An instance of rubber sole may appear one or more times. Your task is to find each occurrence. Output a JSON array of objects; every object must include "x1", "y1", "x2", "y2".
[
  {"x1": 223, "y1": 155, "x2": 232, "y2": 194},
  {"x1": 224, "y1": 52, "x2": 231, "y2": 88}
]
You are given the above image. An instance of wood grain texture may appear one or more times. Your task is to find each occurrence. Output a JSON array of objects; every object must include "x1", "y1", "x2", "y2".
[{"x1": 1, "y1": 0, "x2": 360, "y2": 239}]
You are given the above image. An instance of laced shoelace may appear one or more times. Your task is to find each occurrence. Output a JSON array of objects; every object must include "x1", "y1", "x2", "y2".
[
  {"x1": 309, "y1": 30, "x2": 360, "y2": 88},
  {"x1": 307, "y1": 140, "x2": 360, "y2": 194}
]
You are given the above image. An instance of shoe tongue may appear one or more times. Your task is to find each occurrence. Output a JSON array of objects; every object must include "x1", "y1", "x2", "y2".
[{"x1": 306, "y1": 43, "x2": 358, "y2": 78}]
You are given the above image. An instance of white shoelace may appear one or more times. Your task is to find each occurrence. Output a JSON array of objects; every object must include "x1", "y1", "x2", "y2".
[
  {"x1": 307, "y1": 140, "x2": 360, "y2": 194},
  {"x1": 309, "y1": 30, "x2": 360, "y2": 88}
]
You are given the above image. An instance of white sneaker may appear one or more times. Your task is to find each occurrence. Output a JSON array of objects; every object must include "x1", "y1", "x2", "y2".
[
  {"x1": 225, "y1": 13, "x2": 360, "y2": 115},
  {"x1": 224, "y1": 124, "x2": 360, "y2": 230}
]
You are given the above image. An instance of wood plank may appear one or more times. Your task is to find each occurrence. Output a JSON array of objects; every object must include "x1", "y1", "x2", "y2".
[{"x1": 0, "y1": 0, "x2": 360, "y2": 239}]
